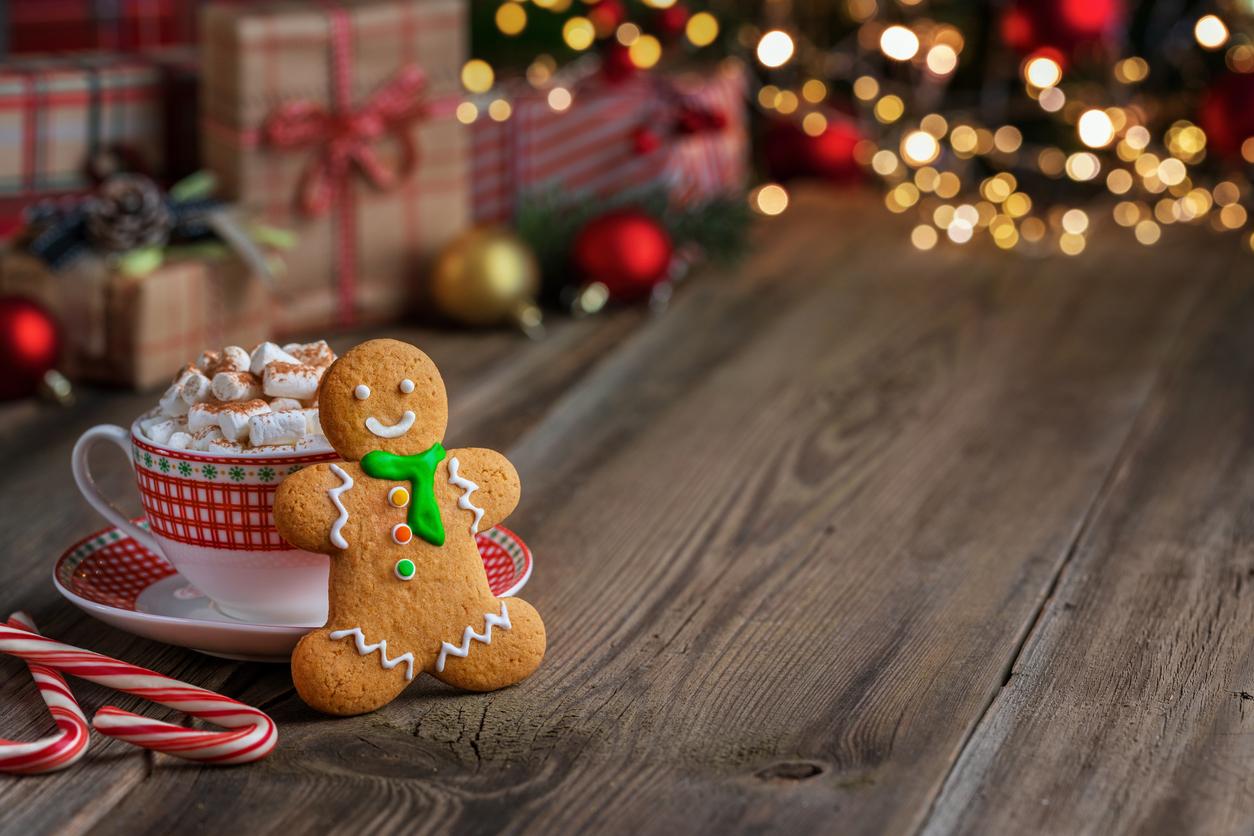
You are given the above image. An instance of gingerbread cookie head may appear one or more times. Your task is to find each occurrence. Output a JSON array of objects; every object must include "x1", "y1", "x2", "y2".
[{"x1": 318, "y1": 339, "x2": 448, "y2": 461}]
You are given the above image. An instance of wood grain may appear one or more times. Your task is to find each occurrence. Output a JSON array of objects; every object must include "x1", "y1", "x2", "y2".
[
  {"x1": 0, "y1": 189, "x2": 1243, "y2": 835},
  {"x1": 923, "y1": 255, "x2": 1254, "y2": 835}
]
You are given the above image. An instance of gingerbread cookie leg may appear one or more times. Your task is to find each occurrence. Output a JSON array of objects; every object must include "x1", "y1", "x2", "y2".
[
  {"x1": 429, "y1": 597, "x2": 546, "y2": 692},
  {"x1": 291, "y1": 627, "x2": 420, "y2": 716}
]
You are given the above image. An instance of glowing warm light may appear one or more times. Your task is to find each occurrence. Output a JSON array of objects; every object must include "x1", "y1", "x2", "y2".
[
  {"x1": 926, "y1": 45, "x2": 958, "y2": 75},
  {"x1": 853, "y1": 76, "x2": 879, "y2": 101},
  {"x1": 526, "y1": 55, "x2": 556, "y2": 87},
  {"x1": 1221, "y1": 203, "x2": 1248, "y2": 228},
  {"x1": 1004, "y1": 192, "x2": 1032, "y2": 218},
  {"x1": 914, "y1": 166, "x2": 939, "y2": 192},
  {"x1": 950, "y1": 125, "x2": 977, "y2": 155},
  {"x1": 616, "y1": 23, "x2": 641, "y2": 45},
  {"x1": 774, "y1": 90, "x2": 798, "y2": 114},
  {"x1": 871, "y1": 149, "x2": 899, "y2": 176},
  {"x1": 1243, "y1": 138, "x2": 1254, "y2": 163},
  {"x1": 1021, "y1": 218, "x2": 1046, "y2": 242},
  {"x1": 629, "y1": 34, "x2": 662, "y2": 68},
  {"x1": 993, "y1": 125, "x2": 1022, "y2": 153},
  {"x1": 1115, "y1": 57, "x2": 1149, "y2": 83},
  {"x1": 753, "y1": 184, "x2": 789, "y2": 215},
  {"x1": 1107, "y1": 169, "x2": 1133, "y2": 194},
  {"x1": 1061, "y1": 209, "x2": 1089, "y2": 234},
  {"x1": 757, "y1": 30, "x2": 795, "y2": 68},
  {"x1": 1038, "y1": 87, "x2": 1066, "y2": 112},
  {"x1": 1214, "y1": 181, "x2": 1241, "y2": 205},
  {"x1": 935, "y1": 172, "x2": 961, "y2": 199},
  {"x1": 1024, "y1": 55, "x2": 1062, "y2": 88},
  {"x1": 642, "y1": 0, "x2": 676, "y2": 7},
  {"x1": 873, "y1": 95, "x2": 904, "y2": 124},
  {"x1": 1135, "y1": 220, "x2": 1161, "y2": 244},
  {"x1": 901, "y1": 130, "x2": 940, "y2": 165},
  {"x1": 495, "y1": 3, "x2": 526, "y2": 35},
  {"x1": 1065, "y1": 152, "x2": 1100, "y2": 181},
  {"x1": 547, "y1": 86, "x2": 572, "y2": 111},
  {"x1": 911, "y1": 225, "x2": 938, "y2": 250},
  {"x1": 461, "y1": 59, "x2": 494, "y2": 94},
  {"x1": 455, "y1": 102, "x2": 478, "y2": 124},
  {"x1": 1157, "y1": 157, "x2": 1187, "y2": 186},
  {"x1": 880, "y1": 26, "x2": 920, "y2": 61},
  {"x1": 1059, "y1": 233, "x2": 1086, "y2": 255},
  {"x1": 563, "y1": 16, "x2": 596, "y2": 50},
  {"x1": 1078, "y1": 109, "x2": 1115, "y2": 148},
  {"x1": 802, "y1": 79, "x2": 827, "y2": 104},
  {"x1": 685, "y1": 12, "x2": 719, "y2": 47},
  {"x1": 1038, "y1": 148, "x2": 1066, "y2": 177},
  {"x1": 947, "y1": 219, "x2": 974, "y2": 244},
  {"x1": 488, "y1": 99, "x2": 512, "y2": 121},
  {"x1": 920, "y1": 114, "x2": 948, "y2": 138},
  {"x1": 802, "y1": 112, "x2": 828, "y2": 137},
  {"x1": 1125, "y1": 125, "x2": 1151, "y2": 150},
  {"x1": 1195, "y1": 15, "x2": 1229, "y2": 50}
]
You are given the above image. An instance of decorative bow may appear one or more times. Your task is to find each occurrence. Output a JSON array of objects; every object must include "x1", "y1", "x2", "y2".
[{"x1": 262, "y1": 64, "x2": 428, "y2": 216}]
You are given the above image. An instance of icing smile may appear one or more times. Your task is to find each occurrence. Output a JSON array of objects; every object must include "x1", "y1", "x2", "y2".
[{"x1": 364, "y1": 411, "x2": 416, "y2": 438}]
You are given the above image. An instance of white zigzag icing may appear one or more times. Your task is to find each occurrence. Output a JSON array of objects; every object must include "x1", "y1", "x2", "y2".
[
  {"x1": 327, "y1": 464, "x2": 354, "y2": 549},
  {"x1": 447, "y1": 456, "x2": 485, "y2": 534},
  {"x1": 329, "y1": 627, "x2": 416, "y2": 681},
  {"x1": 435, "y1": 602, "x2": 511, "y2": 673}
]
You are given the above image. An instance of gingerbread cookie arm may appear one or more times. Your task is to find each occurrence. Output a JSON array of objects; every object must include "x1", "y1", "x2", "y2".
[
  {"x1": 274, "y1": 462, "x2": 358, "y2": 554},
  {"x1": 443, "y1": 448, "x2": 521, "y2": 534}
]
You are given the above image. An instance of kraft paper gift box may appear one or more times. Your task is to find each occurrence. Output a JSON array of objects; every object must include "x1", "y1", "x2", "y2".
[
  {"x1": 472, "y1": 61, "x2": 748, "y2": 224},
  {"x1": 201, "y1": 0, "x2": 471, "y2": 334},
  {"x1": 0, "y1": 53, "x2": 165, "y2": 195},
  {"x1": 0, "y1": 248, "x2": 270, "y2": 389}
]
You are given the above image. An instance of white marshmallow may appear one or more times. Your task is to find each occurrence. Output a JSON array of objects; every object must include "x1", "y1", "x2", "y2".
[
  {"x1": 222, "y1": 345, "x2": 250, "y2": 373},
  {"x1": 267, "y1": 397, "x2": 304, "y2": 411},
  {"x1": 166, "y1": 432, "x2": 193, "y2": 450},
  {"x1": 262, "y1": 362, "x2": 324, "y2": 401},
  {"x1": 283, "y1": 340, "x2": 335, "y2": 368},
  {"x1": 158, "y1": 383, "x2": 190, "y2": 417},
  {"x1": 295, "y1": 436, "x2": 332, "y2": 452},
  {"x1": 188, "y1": 403, "x2": 223, "y2": 431},
  {"x1": 179, "y1": 369, "x2": 213, "y2": 405},
  {"x1": 249, "y1": 341, "x2": 300, "y2": 375},
  {"x1": 189, "y1": 426, "x2": 224, "y2": 451},
  {"x1": 248, "y1": 410, "x2": 307, "y2": 446},
  {"x1": 196, "y1": 350, "x2": 222, "y2": 372},
  {"x1": 143, "y1": 417, "x2": 184, "y2": 445},
  {"x1": 217, "y1": 399, "x2": 271, "y2": 442},
  {"x1": 294, "y1": 408, "x2": 321, "y2": 435},
  {"x1": 211, "y1": 371, "x2": 261, "y2": 402}
]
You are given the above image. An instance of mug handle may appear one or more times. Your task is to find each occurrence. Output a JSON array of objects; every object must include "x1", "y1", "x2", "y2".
[{"x1": 71, "y1": 425, "x2": 166, "y2": 557}]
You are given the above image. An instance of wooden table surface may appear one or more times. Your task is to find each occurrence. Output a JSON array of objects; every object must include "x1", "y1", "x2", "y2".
[{"x1": 3, "y1": 187, "x2": 1253, "y2": 835}]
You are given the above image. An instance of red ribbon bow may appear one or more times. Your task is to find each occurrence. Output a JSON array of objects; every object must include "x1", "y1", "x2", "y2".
[{"x1": 262, "y1": 63, "x2": 427, "y2": 216}]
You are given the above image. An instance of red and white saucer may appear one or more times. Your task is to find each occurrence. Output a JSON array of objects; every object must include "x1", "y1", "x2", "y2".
[{"x1": 53, "y1": 521, "x2": 534, "y2": 663}]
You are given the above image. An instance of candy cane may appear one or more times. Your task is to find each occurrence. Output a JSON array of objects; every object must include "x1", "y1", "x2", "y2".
[
  {"x1": 0, "y1": 615, "x2": 276, "y2": 766},
  {"x1": 0, "y1": 613, "x2": 91, "y2": 775}
]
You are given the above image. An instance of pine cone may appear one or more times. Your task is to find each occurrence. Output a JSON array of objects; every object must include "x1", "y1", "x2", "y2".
[{"x1": 84, "y1": 174, "x2": 172, "y2": 253}]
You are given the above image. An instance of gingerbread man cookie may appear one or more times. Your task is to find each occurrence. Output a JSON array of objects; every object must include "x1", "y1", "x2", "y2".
[{"x1": 274, "y1": 339, "x2": 545, "y2": 715}]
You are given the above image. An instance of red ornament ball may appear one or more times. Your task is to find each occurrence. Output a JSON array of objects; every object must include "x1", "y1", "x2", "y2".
[
  {"x1": 571, "y1": 209, "x2": 673, "y2": 302},
  {"x1": 1000, "y1": 0, "x2": 1123, "y2": 55},
  {"x1": 764, "y1": 114, "x2": 863, "y2": 183},
  {"x1": 0, "y1": 296, "x2": 61, "y2": 400},
  {"x1": 1198, "y1": 73, "x2": 1254, "y2": 161}
]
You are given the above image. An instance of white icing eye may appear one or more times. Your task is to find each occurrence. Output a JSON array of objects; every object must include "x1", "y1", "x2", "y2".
[
  {"x1": 354, "y1": 384, "x2": 371, "y2": 400},
  {"x1": 399, "y1": 379, "x2": 415, "y2": 394}
]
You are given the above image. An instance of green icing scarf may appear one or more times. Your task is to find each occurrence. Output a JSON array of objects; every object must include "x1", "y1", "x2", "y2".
[{"x1": 360, "y1": 442, "x2": 447, "y2": 546}]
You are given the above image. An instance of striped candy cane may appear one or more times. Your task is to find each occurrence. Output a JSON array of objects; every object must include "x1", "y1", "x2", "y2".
[
  {"x1": 0, "y1": 614, "x2": 276, "y2": 766},
  {"x1": 0, "y1": 613, "x2": 91, "y2": 775}
]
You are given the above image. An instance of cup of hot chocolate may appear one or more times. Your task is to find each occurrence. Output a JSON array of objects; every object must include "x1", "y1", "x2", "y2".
[{"x1": 71, "y1": 340, "x2": 340, "y2": 625}]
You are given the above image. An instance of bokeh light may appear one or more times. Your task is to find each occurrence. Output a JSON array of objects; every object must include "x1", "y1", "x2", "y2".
[{"x1": 757, "y1": 30, "x2": 795, "y2": 67}]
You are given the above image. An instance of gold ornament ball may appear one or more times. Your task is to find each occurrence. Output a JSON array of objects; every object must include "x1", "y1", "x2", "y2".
[{"x1": 431, "y1": 227, "x2": 542, "y2": 334}]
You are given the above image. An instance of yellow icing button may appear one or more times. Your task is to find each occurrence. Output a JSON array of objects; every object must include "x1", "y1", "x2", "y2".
[{"x1": 388, "y1": 486, "x2": 410, "y2": 508}]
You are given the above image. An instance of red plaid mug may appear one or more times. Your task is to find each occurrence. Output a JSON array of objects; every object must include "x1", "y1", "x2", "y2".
[{"x1": 71, "y1": 421, "x2": 339, "y2": 625}]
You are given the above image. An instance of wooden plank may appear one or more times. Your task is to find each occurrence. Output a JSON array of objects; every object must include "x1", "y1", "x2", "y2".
[
  {"x1": 922, "y1": 256, "x2": 1254, "y2": 834},
  {"x1": 84, "y1": 192, "x2": 1221, "y2": 835}
]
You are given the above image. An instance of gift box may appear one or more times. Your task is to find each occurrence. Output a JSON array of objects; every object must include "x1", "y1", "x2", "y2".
[
  {"x1": 0, "y1": 53, "x2": 166, "y2": 196},
  {"x1": 202, "y1": 0, "x2": 471, "y2": 334},
  {"x1": 0, "y1": 249, "x2": 270, "y2": 389},
  {"x1": 7, "y1": 0, "x2": 201, "y2": 54},
  {"x1": 472, "y1": 62, "x2": 748, "y2": 225}
]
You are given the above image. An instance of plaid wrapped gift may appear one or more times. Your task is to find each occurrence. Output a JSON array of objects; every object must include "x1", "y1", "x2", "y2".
[
  {"x1": 0, "y1": 53, "x2": 165, "y2": 196},
  {"x1": 472, "y1": 62, "x2": 748, "y2": 225},
  {"x1": 7, "y1": 0, "x2": 201, "y2": 54},
  {"x1": 0, "y1": 248, "x2": 270, "y2": 389},
  {"x1": 202, "y1": 0, "x2": 470, "y2": 334}
]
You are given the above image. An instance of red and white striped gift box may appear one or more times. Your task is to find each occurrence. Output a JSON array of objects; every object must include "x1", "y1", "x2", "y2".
[
  {"x1": 7, "y1": 0, "x2": 202, "y2": 55},
  {"x1": 472, "y1": 62, "x2": 748, "y2": 224}
]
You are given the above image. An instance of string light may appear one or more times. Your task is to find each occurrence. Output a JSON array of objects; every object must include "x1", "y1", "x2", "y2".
[
  {"x1": 752, "y1": 184, "x2": 789, "y2": 215},
  {"x1": 461, "y1": 59, "x2": 494, "y2": 94},
  {"x1": 488, "y1": 99, "x2": 512, "y2": 121},
  {"x1": 925, "y1": 44, "x2": 957, "y2": 75},
  {"x1": 495, "y1": 3, "x2": 526, "y2": 36},
  {"x1": 880, "y1": 25, "x2": 920, "y2": 61},
  {"x1": 685, "y1": 12, "x2": 719, "y2": 47},
  {"x1": 547, "y1": 86, "x2": 572, "y2": 112},
  {"x1": 629, "y1": 34, "x2": 662, "y2": 68},
  {"x1": 562, "y1": 17, "x2": 596, "y2": 50},
  {"x1": 1078, "y1": 109, "x2": 1116, "y2": 148},
  {"x1": 455, "y1": 102, "x2": 478, "y2": 124},
  {"x1": 756, "y1": 30, "x2": 795, "y2": 68},
  {"x1": 911, "y1": 225, "x2": 938, "y2": 250},
  {"x1": 1194, "y1": 15, "x2": 1229, "y2": 50},
  {"x1": 1024, "y1": 55, "x2": 1062, "y2": 88},
  {"x1": 901, "y1": 130, "x2": 940, "y2": 165}
]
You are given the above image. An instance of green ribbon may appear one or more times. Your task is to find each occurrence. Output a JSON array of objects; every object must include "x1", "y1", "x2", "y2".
[{"x1": 360, "y1": 443, "x2": 446, "y2": 547}]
